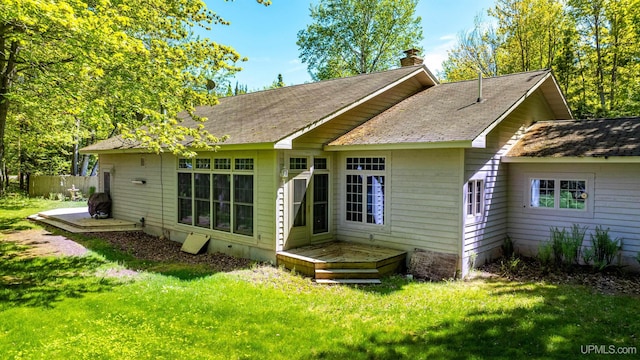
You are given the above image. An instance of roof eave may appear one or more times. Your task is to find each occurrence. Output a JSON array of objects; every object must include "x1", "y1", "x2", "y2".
[
  {"x1": 324, "y1": 140, "x2": 474, "y2": 152},
  {"x1": 502, "y1": 156, "x2": 640, "y2": 163}
]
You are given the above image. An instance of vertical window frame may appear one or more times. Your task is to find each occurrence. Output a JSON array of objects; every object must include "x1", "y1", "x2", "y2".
[
  {"x1": 466, "y1": 178, "x2": 484, "y2": 221},
  {"x1": 344, "y1": 156, "x2": 387, "y2": 226},
  {"x1": 177, "y1": 156, "x2": 255, "y2": 238}
]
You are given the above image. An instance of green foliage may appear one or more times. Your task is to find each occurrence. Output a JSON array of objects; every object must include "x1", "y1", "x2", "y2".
[
  {"x1": 546, "y1": 224, "x2": 587, "y2": 268},
  {"x1": 297, "y1": 0, "x2": 423, "y2": 80},
  {"x1": 537, "y1": 242, "x2": 554, "y2": 269},
  {"x1": 502, "y1": 235, "x2": 515, "y2": 258},
  {"x1": 0, "y1": 0, "x2": 271, "y2": 193},
  {"x1": 500, "y1": 255, "x2": 526, "y2": 276},
  {"x1": 442, "y1": 0, "x2": 640, "y2": 119},
  {"x1": 588, "y1": 225, "x2": 622, "y2": 271}
]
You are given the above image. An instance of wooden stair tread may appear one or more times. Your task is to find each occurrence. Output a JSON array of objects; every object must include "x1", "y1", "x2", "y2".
[
  {"x1": 315, "y1": 269, "x2": 379, "y2": 274},
  {"x1": 315, "y1": 279, "x2": 382, "y2": 285}
]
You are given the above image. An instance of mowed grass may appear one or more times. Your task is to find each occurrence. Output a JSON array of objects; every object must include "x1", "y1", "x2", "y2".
[{"x1": 1, "y1": 195, "x2": 639, "y2": 359}]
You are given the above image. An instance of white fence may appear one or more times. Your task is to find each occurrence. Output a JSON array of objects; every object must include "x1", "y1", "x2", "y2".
[{"x1": 29, "y1": 175, "x2": 98, "y2": 199}]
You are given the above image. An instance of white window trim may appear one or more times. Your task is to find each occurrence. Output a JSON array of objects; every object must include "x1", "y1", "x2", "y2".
[
  {"x1": 342, "y1": 155, "x2": 389, "y2": 230},
  {"x1": 465, "y1": 178, "x2": 485, "y2": 224},
  {"x1": 524, "y1": 172, "x2": 595, "y2": 218}
]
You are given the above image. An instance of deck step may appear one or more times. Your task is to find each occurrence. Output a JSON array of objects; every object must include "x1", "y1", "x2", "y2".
[
  {"x1": 315, "y1": 268, "x2": 380, "y2": 279},
  {"x1": 315, "y1": 279, "x2": 382, "y2": 285}
]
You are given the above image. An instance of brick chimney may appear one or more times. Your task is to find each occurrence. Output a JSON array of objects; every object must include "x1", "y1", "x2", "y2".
[{"x1": 400, "y1": 48, "x2": 423, "y2": 67}]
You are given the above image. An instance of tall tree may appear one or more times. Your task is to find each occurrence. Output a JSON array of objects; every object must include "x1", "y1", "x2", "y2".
[
  {"x1": 0, "y1": 0, "x2": 270, "y2": 194},
  {"x1": 297, "y1": 0, "x2": 423, "y2": 81},
  {"x1": 441, "y1": 16, "x2": 501, "y2": 81}
]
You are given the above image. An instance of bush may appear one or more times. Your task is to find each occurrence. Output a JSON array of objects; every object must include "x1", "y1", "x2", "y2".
[
  {"x1": 501, "y1": 235, "x2": 515, "y2": 259},
  {"x1": 588, "y1": 225, "x2": 622, "y2": 271},
  {"x1": 537, "y1": 242, "x2": 553, "y2": 270},
  {"x1": 546, "y1": 224, "x2": 587, "y2": 268}
]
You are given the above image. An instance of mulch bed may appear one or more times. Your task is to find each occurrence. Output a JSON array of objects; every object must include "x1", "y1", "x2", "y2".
[
  {"x1": 477, "y1": 256, "x2": 640, "y2": 296},
  {"x1": 91, "y1": 231, "x2": 255, "y2": 273}
]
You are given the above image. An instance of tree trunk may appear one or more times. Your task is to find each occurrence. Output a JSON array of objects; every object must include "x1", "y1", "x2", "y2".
[{"x1": 0, "y1": 40, "x2": 20, "y2": 195}]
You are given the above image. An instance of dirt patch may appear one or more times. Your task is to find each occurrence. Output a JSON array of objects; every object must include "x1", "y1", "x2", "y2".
[{"x1": 1, "y1": 229, "x2": 89, "y2": 257}]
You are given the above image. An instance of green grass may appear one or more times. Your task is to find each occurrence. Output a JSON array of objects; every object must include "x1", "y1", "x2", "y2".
[
  {"x1": 1, "y1": 195, "x2": 639, "y2": 359},
  {"x1": 0, "y1": 191, "x2": 86, "y2": 232}
]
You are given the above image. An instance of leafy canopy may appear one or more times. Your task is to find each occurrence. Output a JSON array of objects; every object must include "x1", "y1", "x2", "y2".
[
  {"x1": 297, "y1": 0, "x2": 423, "y2": 81},
  {"x1": 0, "y1": 0, "x2": 270, "y2": 190}
]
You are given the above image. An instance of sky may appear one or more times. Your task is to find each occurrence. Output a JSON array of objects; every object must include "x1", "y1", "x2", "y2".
[{"x1": 199, "y1": 0, "x2": 495, "y2": 90}]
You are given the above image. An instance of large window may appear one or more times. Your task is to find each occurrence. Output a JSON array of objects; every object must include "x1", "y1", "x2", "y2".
[
  {"x1": 530, "y1": 178, "x2": 587, "y2": 210},
  {"x1": 345, "y1": 157, "x2": 385, "y2": 225},
  {"x1": 178, "y1": 157, "x2": 254, "y2": 236}
]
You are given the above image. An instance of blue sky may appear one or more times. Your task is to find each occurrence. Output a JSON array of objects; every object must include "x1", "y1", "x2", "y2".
[{"x1": 200, "y1": 0, "x2": 495, "y2": 90}]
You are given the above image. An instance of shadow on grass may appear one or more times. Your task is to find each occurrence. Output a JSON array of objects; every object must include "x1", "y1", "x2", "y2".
[
  {"x1": 0, "y1": 241, "x2": 122, "y2": 310},
  {"x1": 302, "y1": 280, "x2": 640, "y2": 359},
  {"x1": 0, "y1": 216, "x2": 33, "y2": 231}
]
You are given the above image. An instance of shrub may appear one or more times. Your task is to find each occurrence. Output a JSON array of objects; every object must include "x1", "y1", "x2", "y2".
[
  {"x1": 547, "y1": 224, "x2": 587, "y2": 268},
  {"x1": 89, "y1": 186, "x2": 96, "y2": 197},
  {"x1": 537, "y1": 242, "x2": 553, "y2": 270},
  {"x1": 589, "y1": 226, "x2": 622, "y2": 271},
  {"x1": 501, "y1": 235, "x2": 515, "y2": 259}
]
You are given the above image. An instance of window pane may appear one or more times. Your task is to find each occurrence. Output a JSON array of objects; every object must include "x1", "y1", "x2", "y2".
[
  {"x1": 560, "y1": 180, "x2": 586, "y2": 209},
  {"x1": 235, "y1": 158, "x2": 254, "y2": 170},
  {"x1": 293, "y1": 179, "x2": 307, "y2": 227},
  {"x1": 466, "y1": 182, "x2": 474, "y2": 215},
  {"x1": 346, "y1": 175, "x2": 363, "y2": 222},
  {"x1": 178, "y1": 173, "x2": 192, "y2": 224},
  {"x1": 195, "y1": 159, "x2": 210, "y2": 169},
  {"x1": 213, "y1": 174, "x2": 230, "y2": 231},
  {"x1": 194, "y1": 174, "x2": 210, "y2": 228},
  {"x1": 289, "y1": 158, "x2": 307, "y2": 170},
  {"x1": 475, "y1": 180, "x2": 482, "y2": 214},
  {"x1": 531, "y1": 179, "x2": 554, "y2": 208},
  {"x1": 214, "y1": 158, "x2": 231, "y2": 170},
  {"x1": 346, "y1": 157, "x2": 385, "y2": 171},
  {"x1": 313, "y1": 158, "x2": 327, "y2": 170},
  {"x1": 234, "y1": 204, "x2": 253, "y2": 236},
  {"x1": 366, "y1": 176, "x2": 384, "y2": 224},
  {"x1": 178, "y1": 158, "x2": 192, "y2": 169},
  {"x1": 234, "y1": 175, "x2": 254, "y2": 236},
  {"x1": 313, "y1": 174, "x2": 329, "y2": 233}
]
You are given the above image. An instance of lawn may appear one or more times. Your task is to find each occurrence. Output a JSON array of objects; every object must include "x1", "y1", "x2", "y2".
[{"x1": 1, "y1": 194, "x2": 638, "y2": 359}]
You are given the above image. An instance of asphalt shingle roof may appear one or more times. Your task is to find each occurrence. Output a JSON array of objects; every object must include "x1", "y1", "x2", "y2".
[
  {"x1": 328, "y1": 70, "x2": 551, "y2": 146},
  {"x1": 507, "y1": 117, "x2": 640, "y2": 158},
  {"x1": 82, "y1": 65, "x2": 428, "y2": 152}
]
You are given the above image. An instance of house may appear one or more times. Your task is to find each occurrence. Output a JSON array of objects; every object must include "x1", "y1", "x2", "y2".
[
  {"x1": 504, "y1": 118, "x2": 640, "y2": 269},
  {"x1": 81, "y1": 53, "x2": 578, "y2": 279}
]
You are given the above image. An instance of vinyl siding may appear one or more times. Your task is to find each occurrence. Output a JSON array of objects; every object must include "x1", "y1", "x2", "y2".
[
  {"x1": 335, "y1": 149, "x2": 463, "y2": 257},
  {"x1": 508, "y1": 162, "x2": 640, "y2": 269},
  {"x1": 463, "y1": 91, "x2": 556, "y2": 274},
  {"x1": 100, "y1": 150, "x2": 279, "y2": 262}
]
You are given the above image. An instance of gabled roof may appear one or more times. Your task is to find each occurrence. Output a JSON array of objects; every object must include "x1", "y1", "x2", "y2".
[
  {"x1": 505, "y1": 117, "x2": 640, "y2": 160},
  {"x1": 326, "y1": 70, "x2": 572, "y2": 149},
  {"x1": 81, "y1": 65, "x2": 436, "y2": 153}
]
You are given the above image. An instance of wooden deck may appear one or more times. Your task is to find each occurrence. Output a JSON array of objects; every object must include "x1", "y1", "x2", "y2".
[
  {"x1": 276, "y1": 241, "x2": 407, "y2": 284},
  {"x1": 29, "y1": 207, "x2": 141, "y2": 233}
]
